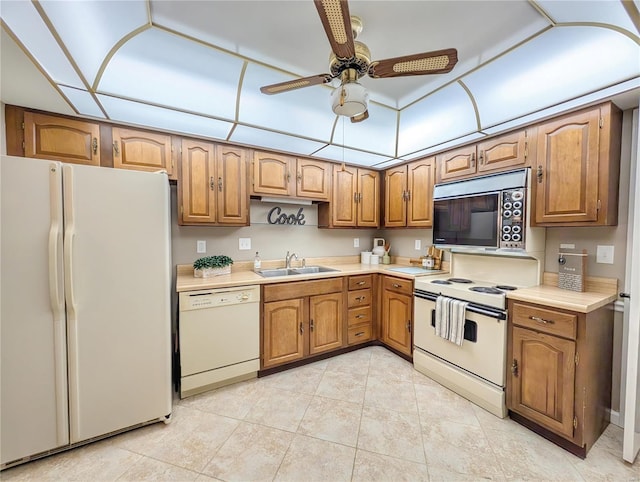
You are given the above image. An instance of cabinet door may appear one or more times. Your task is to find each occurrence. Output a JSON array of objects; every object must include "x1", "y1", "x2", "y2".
[
  {"x1": 24, "y1": 112, "x2": 100, "y2": 166},
  {"x1": 252, "y1": 151, "x2": 294, "y2": 196},
  {"x1": 309, "y1": 293, "x2": 344, "y2": 355},
  {"x1": 477, "y1": 130, "x2": 528, "y2": 174},
  {"x1": 263, "y1": 299, "x2": 306, "y2": 368},
  {"x1": 436, "y1": 144, "x2": 477, "y2": 182},
  {"x1": 216, "y1": 145, "x2": 249, "y2": 225},
  {"x1": 384, "y1": 166, "x2": 407, "y2": 227},
  {"x1": 510, "y1": 326, "x2": 576, "y2": 440},
  {"x1": 179, "y1": 139, "x2": 216, "y2": 224},
  {"x1": 357, "y1": 168, "x2": 380, "y2": 227},
  {"x1": 534, "y1": 109, "x2": 600, "y2": 224},
  {"x1": 296, "y1": 158, "x2": 330, "y2": 200},
  {"x1": 112, "y1": 127, "x2": 173, "y2": 176},
  {"x1": 381, "y1": 288, "x2": 413, "y2": 356},
  {"x1": 406, "y1": 157, "x2": 435, "y2": 227},
  {"x1": 331, "y1": 165, "x2": 358, "y2": 226}
]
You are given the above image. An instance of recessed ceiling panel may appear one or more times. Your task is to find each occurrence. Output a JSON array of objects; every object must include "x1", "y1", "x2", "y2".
[
  {"x1": 58, "y1": 87, "x2": 105, "y2": 118},
  {"x1": 465, "y1": 26, "x2": 640, "y2": 129},
  {"x1": 313, "y1": 144, "x2": 392, "y2": 167},
  {"x1": 397, "y1": 82, "x2": 477, "y2": 157},
  {"x1": 331, "y1": 104, "x2": 397, "y2": 157},
  {"x1": 0, "y1": 1, "x2": 84, "y2": 88},
  {"x1": 97, "y1": 95, "x2": 233, "y2": 139},
  {"x1": 240, "y1": 63, "x2": 336, "y2": 141},
  {"x1": 230, "y1": 125, "x2": 327, "y2": 155},
  {"x1": 39, "y1": 0, "x2": 149, "y2": 86},
  {"x1": 537, "y1": 0, "x2": 638, "y2": 36},
  {"x1": 0, "y1": 28, "x2": 74, "y2": 115},
  {"x1": 98, "y1": 28, "x2": 244, "y2": 120}
]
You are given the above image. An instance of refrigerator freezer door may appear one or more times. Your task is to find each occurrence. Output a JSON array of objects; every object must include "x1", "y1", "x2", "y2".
[
  {"x1": 62, "y1": 164, "x2": 172, "y2": 443},
  {"x1": 1, "y1": 156, "x2": 69, "y2": 465}
]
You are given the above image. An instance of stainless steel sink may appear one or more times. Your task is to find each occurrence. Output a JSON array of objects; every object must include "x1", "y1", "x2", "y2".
[
  {"x1": 256, "y1": 266, "x2": 339, "y2": 278},
  {"x1": 290, "y1": 266, "x2": 339, "y2": 275}
]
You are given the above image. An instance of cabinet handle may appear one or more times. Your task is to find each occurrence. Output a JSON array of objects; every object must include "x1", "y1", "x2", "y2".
[
  {"x1": 310, "y1": 319, "x2": 314, "y2": 331},
  {"x1": 401, "y1": 190, "x2": 407, "y2": 201},
  {"x1": 113, "y1": 140, "x2": 119, "y2": 156},
  {"x1": 355, "y1": 296, "x2": 365, "y2": 301},
  {"x1": 529, "y1": 315, "x2": 554, "y2": 324},
  {"x1": 406, "y1": 320, "x2": 411, "y2": 333},
  {"x1": 297, "y1": 172, "x2": 302, "y2": 183},
  {"x1": 479, "y1": 150, "x2": 484, "y2": 165},
  {"x1": 92, "y1": 137, "x2": 98, "y2": 155},
  {"x1": 218, "y1": 177, "x2": 223, "y2": 192},
  {"x1": 511, "y1": 359, "x2": 518, "y2": 376},
  {"x1": 406, "y1": 190, "x2": 411, "y2": 201},
  {"x1": 537, "y1": 166, "x2": 543, "y2": 183},
  {"x1": 355, "y1": 331, "x2": 365, "y2": 337},
  {"x1": 392, "y1": 283, "x2": 401, "y2": 288},
  {"x1": 354, "y1": 192, "x2": 359, "y2": 203},
  {"x1": 620, "y1": 292, "x2": 631, "y2": 299},
  {"x1": 300, "y1": 321, "x2": 304, "y2": 334},
  {"x1": 357, "y1": 281, "x2": 366, "y2": 286},
  {"x1": 358, "y1": 192, "x2": 363, "y2": 202},
  {"x1": 470, "y1": 152, "x2": 475, "y2": 168},
  {"x1": 210, "y1": 177, "x2": 215, "y2": 191},
  {"x1": 356, "y1": 314, "x2": 365, "y2": 319},
  {"x1": 286, "y1": 172, "x2": 291, "y2": 182}
]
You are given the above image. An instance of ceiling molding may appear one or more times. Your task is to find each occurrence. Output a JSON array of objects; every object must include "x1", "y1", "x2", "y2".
[{"x1": 458, "y1": 80, "x2": 482, "y2": 131}]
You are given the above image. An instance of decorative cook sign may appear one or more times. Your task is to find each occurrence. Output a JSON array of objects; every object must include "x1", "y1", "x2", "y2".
[{"x1": 267, "y1": 206, "x2": 306, "y2": 225}]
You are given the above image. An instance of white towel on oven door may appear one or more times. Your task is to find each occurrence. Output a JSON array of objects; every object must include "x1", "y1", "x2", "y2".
[{"x1": 435, "y1": 296, "x2": 468, "y2": 346}]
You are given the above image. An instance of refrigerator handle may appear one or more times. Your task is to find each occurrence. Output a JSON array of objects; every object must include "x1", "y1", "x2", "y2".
[
  {"x1": 62, "y1": 165, "x2": 77, "y2": 319},
  {"x1": 48, "y1": 164, "x2": 64, "y2": 320}
]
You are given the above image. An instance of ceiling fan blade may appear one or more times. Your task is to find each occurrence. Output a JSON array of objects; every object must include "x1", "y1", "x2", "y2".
[
  {"x1": 314, "y1": 0, "x2": 355, "y2": 59},
  {"x1": 260, "y1": 74, "x2": 333, "y2": 95},
  {"x1": 350, "y1": 109, "x2": 369, "y2": 123},
  {"x1": 368, "y1": 48, "x2": 458, "y2": 78}
]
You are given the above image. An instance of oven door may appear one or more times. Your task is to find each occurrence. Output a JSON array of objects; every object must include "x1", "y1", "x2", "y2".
[{"x1": 413, "y1": 291, "x2": 507, "y2": 388}]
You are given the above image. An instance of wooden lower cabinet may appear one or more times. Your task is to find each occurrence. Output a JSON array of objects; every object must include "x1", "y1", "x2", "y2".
[
  {"x1": 261, "y1": 278, "x2": 345, "y2": 369},
  {"x1": 507, "y1": 299, "x2": 613, "y2": 457},
  {"x1": 380, "y1": 276, "x2": 413, "y2": 356}
]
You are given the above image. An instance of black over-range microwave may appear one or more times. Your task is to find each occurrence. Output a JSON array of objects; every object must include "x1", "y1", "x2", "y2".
[{"x1": 433, "y1": 169, "x2": 529, "y2": 250}]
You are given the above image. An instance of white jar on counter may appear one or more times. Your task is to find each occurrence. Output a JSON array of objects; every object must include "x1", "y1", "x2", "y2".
[{"x1": 361, "y1": 251, "x2": 372, "y2": 264}]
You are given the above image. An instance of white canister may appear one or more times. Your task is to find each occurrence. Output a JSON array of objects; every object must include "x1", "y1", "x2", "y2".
[
  {"x1": 370, "y1": 254, "x2": 380, "y2": 265},
  {"x1": 361, "y1": 251, "x2": 372, "y2": 264}
]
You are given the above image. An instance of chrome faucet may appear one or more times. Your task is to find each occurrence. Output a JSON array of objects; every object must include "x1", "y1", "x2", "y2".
[{"x1": 285, "y1": 251, "x2": 298, "y2": 268}]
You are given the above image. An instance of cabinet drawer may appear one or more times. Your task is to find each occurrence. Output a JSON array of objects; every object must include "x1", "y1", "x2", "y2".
[
  {"x1": 348, "y1": 306, "x2": 372, "y2": 326},
  {"x1": 263, "y1": 277, "x2": 343, "y2": 302},
  {"x1": 348, "y1": 275, "x2": 372, "y2": 290},
  {"x1": 382, "y1": 276, "x2": 413, "y2": 295},
  {"x1": 512, "y1": 303, "x2": 577, "y2": 340},
  {"x1": 348, "y1": 324, "x2": 372, "y2": 344},
  {"x1": 348, "y1": 289, "x2": 371, "y2": 308}
]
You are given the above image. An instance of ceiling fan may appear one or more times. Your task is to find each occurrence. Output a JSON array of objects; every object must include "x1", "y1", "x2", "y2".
[{"x1": 260, "y1": 0, "x2": 458, "y2": 123}]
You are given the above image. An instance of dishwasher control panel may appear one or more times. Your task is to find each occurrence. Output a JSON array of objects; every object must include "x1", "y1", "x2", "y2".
[{"x1": 179, "y1": 285, "x2": 260, "y2": 311}]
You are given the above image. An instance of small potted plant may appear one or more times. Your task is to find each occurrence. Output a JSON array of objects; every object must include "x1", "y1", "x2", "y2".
[{"x1": 193, "y1": 255, "x2": 234, "y2": 278}]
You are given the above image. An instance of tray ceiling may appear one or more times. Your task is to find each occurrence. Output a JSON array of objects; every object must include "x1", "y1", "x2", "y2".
[{"x1": 1, "y1": 0, "x2": 638, "y2": 168}]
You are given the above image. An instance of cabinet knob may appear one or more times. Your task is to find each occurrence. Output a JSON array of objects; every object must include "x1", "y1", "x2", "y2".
[
  {"x1": 511, "y1": 359, "x2": 518, "y2": 376},
  {"x1": 92, "y1": 137, "x2": 98, "y2": 155},
  {"x1": 393, "y1": 283, "x2": 401, "y2": 288},
  {"x1": 406, "y1": 320, "x2": 411, "y2": 333},
  {"x1": 299, "y1": 321, "x2": 304, "y2": 334},
  {"x1": 210, "y1": 177, "x2": 215, "y2": 191},
  {"x1": 536, "y1": 166, "x2": 543, "y2": 183},
  {"x1": 310, "y1": 319, "x2": 314, "y2": 331},
  {"x1": 218, "y1": 177, "x2": 223, "y2": 192},
  {"x1": 470, "y1": 152, "x2": 476, "y2": 168},
  {"x1": 479, "y1": 150, "x2": 484, "y2": 165},
  {"x1": 113, "y1": 140, "x2": 120, "y2": 156}
]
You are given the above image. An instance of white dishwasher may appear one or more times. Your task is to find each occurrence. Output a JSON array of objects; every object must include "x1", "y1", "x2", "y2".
[{"x1": 179, "y1": 285, "x2": 260, "y2": 398}]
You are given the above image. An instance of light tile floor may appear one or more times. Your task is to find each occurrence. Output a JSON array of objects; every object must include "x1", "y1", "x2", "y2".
[{"x1": 2, "y1": 346, "x2": 639, "y2": 481}]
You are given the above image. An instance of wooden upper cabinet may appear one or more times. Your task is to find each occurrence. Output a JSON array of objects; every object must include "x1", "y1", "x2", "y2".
[
  {"x1": 24, "y1": 112, "x2": 100, "y2": 166},
  {"x1": 436, "y1": 129, "x2": 532, "y2": 183},
  {"x1": 384, "y1": 158, "x2": 435, "y2": 228},
  {"x1": 296, "y1": 158, "x2": 331, "y2": 200},
  {"x1": 111, "y1": 127, "x2": 174, "y2": 178},
  {"x1": 532, "y1": 103, "x2": 621, "y2": 226},
  {"x1": 320, "y1": 165, "x2": 379, "y2": 228},
  {"x1": 216, "y1": 145, "x2": 249, "y2": 225},
  {"x1": 251, "y1": 151, "x2": 294, "y2": 196},
  {"x1": 179, "y1": 141, "x2": 249, "y2": 226},
  {"x1": 357, "y1": 168, "x2": 380, "y2": 227},
  {"x1": 179, "y1": 139, "x2": 216, "y2": 224}
]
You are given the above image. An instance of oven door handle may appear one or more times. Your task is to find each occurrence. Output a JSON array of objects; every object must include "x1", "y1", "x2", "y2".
[{"x1": 414, "y1": 290, "x2": 506, "y2": 320}]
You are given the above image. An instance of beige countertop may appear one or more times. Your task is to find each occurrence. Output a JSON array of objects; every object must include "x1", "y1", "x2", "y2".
[
  {"x1": 176, "y1": 256, "x2": 447, "y2": 292},
  {"x1": 506, "y1": 273, "x2": 618, "y2": 313}
]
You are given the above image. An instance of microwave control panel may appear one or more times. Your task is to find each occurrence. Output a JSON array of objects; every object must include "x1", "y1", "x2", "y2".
[{"x1": 500, "y1": 189, "x2": 525, "y2": 249}]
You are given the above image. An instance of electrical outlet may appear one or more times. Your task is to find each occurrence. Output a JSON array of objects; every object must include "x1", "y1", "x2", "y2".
[
  {"x1": 238, "y1": 238, "x2": 251, "y2": 250},
  {"x1": 415, "y1": 240, "x2": 421, "y2": 250},
  {"x1": 596, "y1": 245, "x2": 614, "y2": 264},
  {"x1": 353, "y1": 238, "x2": 360, "y2": 248},
  {"x1": 196, "y1": 240, "x2": 206, "y2": 253}
]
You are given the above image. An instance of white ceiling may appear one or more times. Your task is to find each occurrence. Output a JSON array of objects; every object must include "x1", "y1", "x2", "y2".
[{"x1": 1, "y1": 0, "x2": 639, "y2": 168}]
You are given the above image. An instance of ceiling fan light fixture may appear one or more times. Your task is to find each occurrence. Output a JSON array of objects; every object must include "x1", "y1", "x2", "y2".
[{"x1": 331, "y1": 82, "x2": 368, "y2": 117}]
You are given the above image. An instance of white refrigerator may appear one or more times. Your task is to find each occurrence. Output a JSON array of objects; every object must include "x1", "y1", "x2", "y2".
[{"x1": 1, "y1": 155, "x2": 172, "y2": 467}]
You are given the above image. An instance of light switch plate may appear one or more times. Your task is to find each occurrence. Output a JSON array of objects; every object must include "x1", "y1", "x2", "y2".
[
  {"x1": 239, "y1": 238, "x2": 251, "y2": 250},
  {"x1": 415, "y1": 240, "x2": 421, "y2": 250},
  {"x1": 196, "y1": 240, "x2": 206, "y2": 253},
  {"x1": 596, "y1": 245, "x2": 614, "y2": 264},
  {"x1": 353, "y1": 238, "x2": 359, "y2": 248}
]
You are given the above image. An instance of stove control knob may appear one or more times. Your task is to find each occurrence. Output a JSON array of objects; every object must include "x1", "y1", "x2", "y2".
[
  {"x1": 503, "y1": 202, "x2": 512, "y2": 210},
  {"x1": 502, "y1": 233, "x2": 512, "y2": 241},
  {"x1": 512, "y1": 225, "x2": 522, "y2": 234},
  {"x1": 513, "y1": 200, "x2": 523, "y2": 210},
  {"x1": 511, "y1": 233, "x2": 522, "y2": 242},
  {"x1": 503, "y1": 210, "x2": 512, "y2": 218},
  {"x1": 513, "y1": 209, "x2": 522, "y2": 218},
  {"x1": 502, "y1": 225, "x2": 511, "y2": 233},
  {"x1": 511, "y1": 190, "x2": 524, "y2": 201}
]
